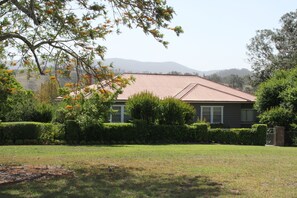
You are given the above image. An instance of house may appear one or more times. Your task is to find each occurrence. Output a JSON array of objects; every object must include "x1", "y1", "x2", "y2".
[{"x1": 110, "y1": 73, "x2": 257, "y2": 128}]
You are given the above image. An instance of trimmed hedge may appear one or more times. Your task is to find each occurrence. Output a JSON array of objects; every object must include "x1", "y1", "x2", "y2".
[
  {"x1": 0, "y1": 122, "x2": 267, "y2": 145},
  {"x1": 208, "y1": 124, "x2": 267, "y2": 145},
  {"x1": 64, "y1": 122, "x2": 210, "y2": 144},
  {"x1": 0, "y1": 122, "x2": 64, "y2": 144},
  {"x1": 64, "y1": 122, "x2": 266, "y2": 145}
]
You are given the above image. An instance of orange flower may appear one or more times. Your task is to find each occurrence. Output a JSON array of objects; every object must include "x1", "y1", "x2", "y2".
[
  {"x1": 50, "y1": 76, "x2": 56, "y2": 80},
  {"x1": 99, "y1": 89, "x2": 105, "y2": 94},
  {"x1": 65, "y1": 105, "x2": 73, "y2": 110},
  {"x1": 6, "y1": 70, "x2": 13, "y2": 74},
  {"x1": 64, "y1": 83, "x2": 74, "y2": 88},
  {"x1": 63, "y1": 95, "x2": 70, "y2": 99},
  {"x1": 46, "y1": 9, "x2": 54, "y2": 14}
]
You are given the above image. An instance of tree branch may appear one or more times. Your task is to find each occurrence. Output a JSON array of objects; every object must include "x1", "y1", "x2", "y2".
[
  {"x1": 10, "y1": 0, "x2": 40, "y2": 25},
  {"x1": 0, "y1": 33, "x2": 44, "y2": 74}
]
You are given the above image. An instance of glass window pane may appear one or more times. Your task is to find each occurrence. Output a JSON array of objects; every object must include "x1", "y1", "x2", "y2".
[
  {"x1": 202, "y1": 107, "x2": 211, "y2": 122},
  {"x1": 213, "y1": 107, "x2": 222, "y2": 123},
  {"x1": 246, "y1": 110, "x2": 254, "y2": 122},
  {"x1": 111, "y1": 106, "x2": 121, "y2": 122},
  {"x1": 241, "y1": 110, "x2": 247, "y2": 121},
  {"x1": 241, "y1": 109, "x2": 255, "y2": 122}
]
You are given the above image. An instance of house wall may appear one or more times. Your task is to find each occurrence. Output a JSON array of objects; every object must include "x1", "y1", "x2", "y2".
[
  {"x1": 113, "y1": 101, "x2": 256, "y2": 128},
  {"x1": 190, "y1": 103, "x2": 255, "y2": 128}
]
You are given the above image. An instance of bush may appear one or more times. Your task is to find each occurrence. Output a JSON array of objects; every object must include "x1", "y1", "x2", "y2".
[
  {"x1": 208, "y1": 124, "x2": 267, "y2": 145},
  {"x1": 38, "y1": 123, "x2": 65, "y2": 144},
  {"x1": 0, "y1": 122, "x2": 64, "y2": 144},
  {"x1": 32, "y1": 103, "x2": 53, "y2": 123},
  {"x1": 284, "y1": 124, "x2": 297, "y2": 146},
  {"x1": 65, "y1": 120, "x2": 81, "y2": 144},
  {"x1": 159, "y1": 97, "x2": 195, "y2": 125},
  {"x1": 126, "y1": 91, "x2": 160, "y2": 124},
  {"x1": 190, "y1": 123, "x2": 208, "y2": 142},
  {"x1": 0, "y1": 122, "x2": 267, "y2": 146},
  {"x1": 208, "y1": 129, "x2": 239, "y2": 144},
  {"x1": 258, "y1": 107, "x2": 294, "y2": 128},
  {"x1": 251, "y1": 124, "x2": 267, "y2": 145}
]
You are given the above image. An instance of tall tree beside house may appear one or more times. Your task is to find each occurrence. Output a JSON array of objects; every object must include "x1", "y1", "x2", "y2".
[
  {"x1": 254, "y1": 68, "x2": 297, "y2": 128},
  {"x1": 247, "y1": 9, "x2": 297, "y2": 86}
]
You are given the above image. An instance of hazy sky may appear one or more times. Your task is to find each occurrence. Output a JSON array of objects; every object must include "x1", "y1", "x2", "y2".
[{"x1": 103, "y1": 1, "x2": 297, "y2": 71}]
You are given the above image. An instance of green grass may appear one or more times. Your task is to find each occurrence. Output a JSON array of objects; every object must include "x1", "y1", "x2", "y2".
[{"x1": 0, "y1": 145, "x2": 297, "y2": 197}]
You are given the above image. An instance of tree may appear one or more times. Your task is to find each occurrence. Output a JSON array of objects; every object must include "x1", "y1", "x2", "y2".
[
  {"x1": 0, "y1": 0, "x2": 182, "y2": 90},
  {"x1": 35, "y1": 80, "x2": 59, "y2": 103},
  {"x1": 159, "y1": 97, "x2": 195, "y2": 125},
  {"x1": 247, "y1": 10, "x2": 297, "y2": 85},
  {"x1": 126, "y1": 91, "x2": 160, "y2": 124},
  {"x1": 206, "y1": 74, "x2": 222, "y2": 84},
  {"x1": 254, "y1": 68, "x2": 297, "y2": 128},
  {"x1": 0, "y1": 64, "x2": 22, "y2": 104},
  {"x1": 226, "y1": 74, "x2": 244, "y2": 89}
]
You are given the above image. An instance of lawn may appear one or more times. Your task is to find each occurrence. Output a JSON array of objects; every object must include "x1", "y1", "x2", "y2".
[{"x1": 0, "y1": 145, "x2": 296, "y2": 197}]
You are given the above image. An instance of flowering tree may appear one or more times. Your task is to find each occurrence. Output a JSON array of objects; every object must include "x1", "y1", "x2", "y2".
[
  {"x1": 0, "y1": 0, "x2": 182, "y2": 124},
  {"x1": 0, "y1": 0, "x2": 182, "y2": 87},
  {"x1": 0, "y1": 64, "x2": 21, "y2": 103}
]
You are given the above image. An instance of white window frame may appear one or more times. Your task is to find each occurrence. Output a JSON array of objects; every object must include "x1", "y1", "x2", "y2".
[
  {"x1": 200, "y1": 106, "x2": 224, "y2": 124},
  {"x1": 241, "y1": 109, "x2": 255, "y2": 122},
  {"x1": 110, "y1": 105, "x2": 125, "y2": 123}
]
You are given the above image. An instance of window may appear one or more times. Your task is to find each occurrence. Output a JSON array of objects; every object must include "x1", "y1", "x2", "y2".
[
  {"x1": 110, "y1": 105, "x2": 130, "y2": 123},
  {"x1": 201, "y1": 106, "x2": 223, "y2": 123},
  {"x1": 241, "y1": 109, "x2": 256, "y2": 122},
  {"x1": 111, "y1": 106, "x2": 122, "y2": 122}
]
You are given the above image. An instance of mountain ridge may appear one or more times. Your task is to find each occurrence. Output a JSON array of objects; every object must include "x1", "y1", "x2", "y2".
[
  {"x1": 15, "y1": 58, "x2": 252, "y2": 91},
  {"x1": 104, "y1": 58, "x2": 251, "y2": 77}
]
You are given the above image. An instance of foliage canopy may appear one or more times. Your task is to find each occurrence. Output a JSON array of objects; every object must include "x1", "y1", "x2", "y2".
[
  {"x1": 247, "y1": 9, "x2": 297, "y2": 85},
  {"x1": 255, "y1": 68, "x2": 297, "y2": 127},
  {"x1": 0, "y1": 0, "x2": 182, "y2": 87}
]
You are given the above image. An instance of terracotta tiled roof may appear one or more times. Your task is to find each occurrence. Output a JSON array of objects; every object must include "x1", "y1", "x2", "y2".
[{"x1": 117, "y1": 73, "x2": 255, "y2": 103}]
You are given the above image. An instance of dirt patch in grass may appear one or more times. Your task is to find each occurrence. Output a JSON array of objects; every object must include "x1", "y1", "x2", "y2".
[{"x1": 0, "y1": 165, "x2": 73, "y2": 186}]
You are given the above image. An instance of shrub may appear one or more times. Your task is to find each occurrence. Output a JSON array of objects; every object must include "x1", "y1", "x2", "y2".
[
  {"x1": 208, "y1": 125, "x2": 267, "y2": 145},
  {"x1": 126, "y1": 91, "x2": 160, "y2": 124},
  {"x1": 251, "y1": 124, "x2": 267, "y2": 145},
  {"x1": 208, "y1": 128, "x2": 239, "y2": 144},
  {"x1": 0, "y1": 122, "x2": 64, "y2": 144},
  {"x1": 32, "y1": 103, "x2": 53, "y2": 123},
  {"x1": 258, "y1": 107, "x2": 294, "y2": 128},
  {"x1": 160, "y1": 97, "x2": 195, "y2": 125},
  {"x1": 65, "y1": 120, "x2": 81, "y2": 144},
  {"x1": 38, "y1": 123, "x2": 65, "y2": 144},
  {"x1": 190, "y1": 123, "x2": 208, "y2": 142}
]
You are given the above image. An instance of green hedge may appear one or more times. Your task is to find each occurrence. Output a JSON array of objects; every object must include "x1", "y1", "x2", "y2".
[
  {"x1": 0, "y1": 122, "x2": 64, "y2": 144},
  {"x1": 0, "y1": 122, "x2": 267, "y2": 145},
  {"x1": 64, "y1": 122, "x2": 266, "y2": 145},
  {"x1": 208, "y1": 124, "x2": 267, "y2": 145}
]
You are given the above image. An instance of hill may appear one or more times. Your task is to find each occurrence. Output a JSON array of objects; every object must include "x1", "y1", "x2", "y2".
[
  {"x1": 14, "y1": 58, "x2": 252, "y2": 91},
  {"x1": 104, "y1": 58, "x2": 199, "y2": 74}
]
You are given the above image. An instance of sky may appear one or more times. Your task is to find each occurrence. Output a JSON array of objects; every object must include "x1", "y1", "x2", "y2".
[{"x1": 103, "y1": 1, "x2": 297, "y2": 71}]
